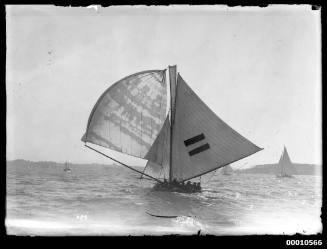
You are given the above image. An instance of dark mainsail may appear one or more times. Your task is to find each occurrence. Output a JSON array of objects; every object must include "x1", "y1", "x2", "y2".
[{"x1": 168, "y1": 74, "x2": 262, "y2": 181}]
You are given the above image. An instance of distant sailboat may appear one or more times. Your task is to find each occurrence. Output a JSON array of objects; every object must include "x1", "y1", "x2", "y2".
[
  {"x1": 82, "y1": 65, "x2": 262, "y2": 193},
  {"x1": 222, "y1": 165, "x2": 233, "y2": 175},
  {"x1": 276, "y1": 146, "x2": 296, "y2": 177},
  {"x1": 64, "y1": 162, "x2": 71, "y2": 172}
]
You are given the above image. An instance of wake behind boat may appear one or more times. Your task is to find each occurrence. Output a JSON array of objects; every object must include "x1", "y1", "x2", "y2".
[{"x1": 81, "y1": 65, "x2": 263, "y2": 193}]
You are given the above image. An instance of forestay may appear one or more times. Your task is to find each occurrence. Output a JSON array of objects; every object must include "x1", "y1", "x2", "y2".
[
  {"x1": 171, "y1": 74, "x2": 262, "y2": 181},
  {"x1": 82, "y1": 70, "x2": 167, "y2": 159}
]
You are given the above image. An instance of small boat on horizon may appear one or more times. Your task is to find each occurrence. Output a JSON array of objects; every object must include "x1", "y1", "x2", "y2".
[
  {"x1": 276, "y1": 146, "x2": 296, "y2": 178},
  {"x1": 64, "y1": 162, "x2": 71, "y2": 173},
  {"x1": 221, "y1": 165, "x2": 233, "y2": 176}
]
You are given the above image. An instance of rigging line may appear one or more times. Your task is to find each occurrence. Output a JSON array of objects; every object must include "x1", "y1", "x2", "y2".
[
  {"x1": 136, "y1": 73, "x2": 163, "y2": 95},
  {"x1": 158, "y1": 164, "x2": 164, "y2": 179},
  {"x1": 206, "y1": 169, "x2": 218, "y2": 184},
  {"x1": 85, "y1": 144, "x2": 162, "y2": 183},
  {"x1": 140, "y1": 69, "x2": 166, "y2": 86},
  {"x1": 139, "y1": 159, "x2": 147, "y2": 180},
  {"x1": 136, "y1": 72, "x2": 159, "y2": 81}
]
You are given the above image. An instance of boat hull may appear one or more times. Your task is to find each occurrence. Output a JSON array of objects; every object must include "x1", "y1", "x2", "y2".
[
  {"x1": 276, "y1": 174, "x2": 294, "y2": 178},
  {"x1": 153, "y1": 182, "x2": 201, "y2": 193}
]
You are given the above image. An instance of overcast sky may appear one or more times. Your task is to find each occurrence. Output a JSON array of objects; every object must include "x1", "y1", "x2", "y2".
[{"x1": 6, "y1": 5, "x2": 321, "y2": 168}]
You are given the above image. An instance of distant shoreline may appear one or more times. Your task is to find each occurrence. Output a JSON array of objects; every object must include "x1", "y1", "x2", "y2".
[
  {"x1": 7, "y1": 159, "x2": 321, "y2": 175},
  {"x1": 236, "y1": 163, "x2": 321, "y2": 176},
  {"x1": 6, "y1": 159, "x2": 145, "y2": 169}
]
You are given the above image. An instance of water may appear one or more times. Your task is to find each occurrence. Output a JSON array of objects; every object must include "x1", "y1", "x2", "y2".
[{"x1": 6, "y1": 163, "x2": 322, "y2": 236}]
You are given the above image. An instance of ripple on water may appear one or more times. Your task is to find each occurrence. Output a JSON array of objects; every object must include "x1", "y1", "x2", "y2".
[{"x1": 6, "y1": 166, "x2": 322, "y2": 235}]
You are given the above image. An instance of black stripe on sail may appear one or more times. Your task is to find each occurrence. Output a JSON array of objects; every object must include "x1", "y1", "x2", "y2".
[
  {"x1": 189, "y1": 143, "x2": 210, "y2": 156},
  {"x1": 184, "y1": 133, "x2": 205, "y2": 147}
]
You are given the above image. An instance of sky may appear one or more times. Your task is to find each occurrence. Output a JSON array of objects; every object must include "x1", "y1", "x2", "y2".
[{"x1": 6, "y1": 5, "x2": 321, "y2": 169}]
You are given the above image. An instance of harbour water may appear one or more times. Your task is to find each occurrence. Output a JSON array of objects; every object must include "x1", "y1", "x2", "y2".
[{"x1": 6, "y1": 163, "x2": 322, "y2": 236}]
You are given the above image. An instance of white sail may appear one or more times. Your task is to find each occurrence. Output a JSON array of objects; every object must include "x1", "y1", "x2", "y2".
[
  {"x1": 278, "y1": 146, "x2": 296, "y2": 176},
  {"x1": 222, "y1": 165, "x2": 233, "y2": 175},
  {"x1": 170, "y1": 74, "x2": 262, "y2": 181},
  {"x1": 143, "y1": 116, "x2": 170, "y2": 179},
  {"x1": 82, "y1": 70, "x2": 167, "y2": 159}
]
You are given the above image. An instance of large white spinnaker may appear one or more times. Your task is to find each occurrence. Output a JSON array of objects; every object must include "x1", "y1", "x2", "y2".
[{"x1": 82, "y1": 70, "x2": 167, "y2": 159}]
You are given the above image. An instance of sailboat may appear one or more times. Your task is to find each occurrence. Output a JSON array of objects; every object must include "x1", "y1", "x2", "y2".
[
  {"x1": 222, "y1": 165, "x2": 233, "y2": 175},
  {"x1": 64, "y1": 162, "x2": 71, "y2": 172},
  {"x1": 81, "y1": 65, "x2": 263, "y2": 193},
  {"x1": 276, "y1": 146, "x2": 296, "y2": 178}
]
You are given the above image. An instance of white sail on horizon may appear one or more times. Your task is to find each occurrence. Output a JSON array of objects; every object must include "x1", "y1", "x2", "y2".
[
  {"x1": 222, "y1": 165, "x2": 233, "y2": 175},
  {"x1": 277, "y1": 146, "x2": 296, "y2": 177}
]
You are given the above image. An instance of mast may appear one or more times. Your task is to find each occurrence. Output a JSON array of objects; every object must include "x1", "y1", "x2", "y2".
[{"x1": 168, "y1": 65, "x2": 177, "y2": 182}]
